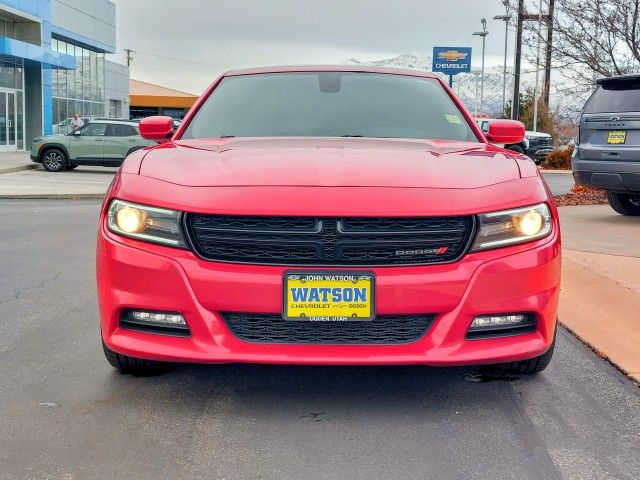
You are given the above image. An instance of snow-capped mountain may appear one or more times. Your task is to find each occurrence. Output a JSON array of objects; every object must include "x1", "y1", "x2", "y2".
[{"x1": 345, "y1": 53, "x2": 515, "y2": 116}]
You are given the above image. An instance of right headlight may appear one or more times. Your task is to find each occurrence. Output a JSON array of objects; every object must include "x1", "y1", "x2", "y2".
[
  {"x1": 107, "y1": 199, "x2": 187, "y2": 248},
  {"x1": 471, "y1": 203, "x2": 552, "y2": 252}
]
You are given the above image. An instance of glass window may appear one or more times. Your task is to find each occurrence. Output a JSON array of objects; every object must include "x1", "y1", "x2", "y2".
[
  {"x1": 182, "y1": 72, "x2": 478, "y2": 142},
  {"x1": 79, "y1": 122, "x2": 107, "y2": 136},
  {"x1": 584, "y1": 79, "x2": 640, "y2": 114},
  {"x1": 96, "y1": 53, "x2": 104, "y2": 102},
  {"x1": 109, "y1": 99, "x2": 122, "y2": 118},
  {"x1": 106, "y1": 123, "x2": 136, "y2": 137},
  {"x1": 16, "y1": 91, "x2": 23, "y2": 149},
  {"x1": 75, "y1": 47, "x2": 83, "y2": 101}
]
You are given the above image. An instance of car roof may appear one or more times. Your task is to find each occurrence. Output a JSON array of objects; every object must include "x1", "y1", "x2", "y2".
[
  {"x1": 223, "y1": 65, "x2": 439, "y2": 79},
  {"x1": 89, "y1": 119, "x2": 138, "y2": 126}
]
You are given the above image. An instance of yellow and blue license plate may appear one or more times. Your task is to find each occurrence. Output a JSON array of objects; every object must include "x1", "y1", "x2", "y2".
[
  {"x1": 283, "y1": 271, "x2": 375, "y2": 321},
  {"x1": 607, "y1": 130, "x2": 626, "y2": 144}
]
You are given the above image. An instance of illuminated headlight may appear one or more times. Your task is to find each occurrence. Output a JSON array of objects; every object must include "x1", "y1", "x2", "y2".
[
  {"x1": 471, "y1": 203, "x2": 552, "y2": 251},
  {"x1": 107, "y1": 199, "x2": 187, "y2": 248}
]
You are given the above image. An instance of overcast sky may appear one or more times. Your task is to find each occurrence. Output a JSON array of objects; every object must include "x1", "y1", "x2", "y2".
[{"x1": 111, "y1": 0, "x2": 514, "y2": 95}]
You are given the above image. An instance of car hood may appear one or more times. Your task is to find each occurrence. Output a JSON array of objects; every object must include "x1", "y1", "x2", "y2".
[
  {"x1": 525, "y1": 131, "x2": 552, "y2": 138},
  {"x1": 137, "y1": 137, "x2": 523, "y2": 189}
]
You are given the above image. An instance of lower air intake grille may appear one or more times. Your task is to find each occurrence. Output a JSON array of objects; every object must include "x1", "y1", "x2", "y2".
[{"x1": 221, "y1": 313, "x2": 436, "y2": 344}]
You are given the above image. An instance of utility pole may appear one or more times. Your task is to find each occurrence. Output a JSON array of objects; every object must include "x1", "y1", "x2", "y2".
[
  {"x1": 494, "y1": 0, "x2": 512, "y2": 118},
  {"x1": 125, "y1": 49, "x2": 134, "y2": 67},
  {"x1": 512, "y1": 0, "x2": 524, "y2": 120},
  {"x1": 473, "y1": 18, "x2": 489, "y2": 115},
  {"x1": 543, "y1": 0, "x2": 554, "y2": 105},
  {"x1": 512, "y1": 0, "x2": 555, "y2": 121},
  {"x1": 533, "y1": 0, "x2": 543, "y2": 132}
]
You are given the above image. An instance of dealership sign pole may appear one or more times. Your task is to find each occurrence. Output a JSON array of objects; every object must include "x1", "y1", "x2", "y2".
[{"x1": 432, "y1": 47, "x2": 472, "y2": 89}]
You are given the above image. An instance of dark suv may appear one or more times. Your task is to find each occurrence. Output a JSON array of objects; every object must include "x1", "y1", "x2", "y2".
[{"x1": 573, "y1": 74, "x2": 640, "y2": 215}]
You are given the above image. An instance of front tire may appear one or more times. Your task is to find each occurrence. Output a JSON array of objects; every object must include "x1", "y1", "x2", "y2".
[
  {"x1": 488, "y1": 330, "x2": 556, "y2": 375},
  {"x1": 507, "y1": 145, "x2": 526, "y2": 155},
  {"x1": 102, "y1": 341, "x2": 171, "y2": 376},
  {"x1": 607, "y1": 191, "x2": 640, "y2": 216},
  {"x1": 41, "y1": 148, "x2": 67, "y2": 172}
]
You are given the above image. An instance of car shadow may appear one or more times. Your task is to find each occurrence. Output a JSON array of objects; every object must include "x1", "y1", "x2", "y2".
[{"x1": 108, "y1": 363, "x2": 529, "y2": 418}]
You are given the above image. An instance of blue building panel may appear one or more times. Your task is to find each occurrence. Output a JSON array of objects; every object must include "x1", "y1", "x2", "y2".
[
  {"x1": 0, "y1": 0, "x2": 117, "y2": 144},
  {"x1": 0, "y1": 36, "x2": 75, "y2": 68}
]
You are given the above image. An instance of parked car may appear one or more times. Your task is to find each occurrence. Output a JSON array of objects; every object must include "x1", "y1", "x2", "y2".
[
  {"x1": 477, "y1": 118, "x2": 553, "y2": 164},
  {"x1": 30, "y1": 120, "x2": 157, "y2": 171},
  {"x1": 524, "y1": 131, "x2": 553, "y2": 163},
  {"x1": 98, "y1": 66, "x2": 560, "y2": 377},
  {"x1": 573, "y1": 74, "x2": 640, "y2": 215}
]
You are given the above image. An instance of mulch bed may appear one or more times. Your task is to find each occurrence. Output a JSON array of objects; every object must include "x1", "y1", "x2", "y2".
[{"x1": 555, "y1": 186, "x2": 608, "y2": 207}]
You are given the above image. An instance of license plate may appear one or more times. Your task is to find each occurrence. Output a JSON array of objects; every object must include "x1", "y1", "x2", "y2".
[
  {"x1": 607, "y1": 130, "x2": 626, "y2": 144},
  {"x1": 283, "y1": 271, "x2": 375, "y2": 321}
]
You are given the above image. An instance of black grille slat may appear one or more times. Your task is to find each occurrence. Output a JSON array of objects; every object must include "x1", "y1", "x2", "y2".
[
  {"x1": 186, "y1": 215, "x2": 474, "y2": 266},
  {"x1": 221, "y1": 313, "x2": 436, "y2": 344},
  {"x1": 191, "y1": 215, "x2": 319, "y2": 232}
]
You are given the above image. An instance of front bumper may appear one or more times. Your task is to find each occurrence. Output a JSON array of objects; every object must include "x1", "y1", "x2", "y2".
[
  {"x1": 98, "y1": 222, "x2": 561, "y2": 366},
  {"x1": 527, "y1": 147, "x2": 552, "y2": 162},
  {"x1": 573, "y1": 158, "x2": 640, "y2": 193}
]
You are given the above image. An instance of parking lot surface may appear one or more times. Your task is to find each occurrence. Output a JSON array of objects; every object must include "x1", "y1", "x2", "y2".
[{"x1": 1, "y1": 199, "x2": 638, "y2": 480}]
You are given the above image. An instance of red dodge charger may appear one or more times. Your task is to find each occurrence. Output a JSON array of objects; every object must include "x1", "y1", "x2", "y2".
[{"x1": 97, "y1": 66, "x2": 560, "y2": 376}]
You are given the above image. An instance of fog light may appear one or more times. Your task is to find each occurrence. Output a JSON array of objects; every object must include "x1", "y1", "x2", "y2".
[
  {"x1": 130, "y1": 310, "x2": 186, "y2": 326},
  {"x1": 470, "y1": 314, "x2": 526, "y2": 329},
  {"x1": 467, "y1": 314, "x2": 536, "y2": 340}
]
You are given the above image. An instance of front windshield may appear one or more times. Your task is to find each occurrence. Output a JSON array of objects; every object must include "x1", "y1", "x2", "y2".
[{"x1": 181, "y1": 72, "x2": 479, "y2": 142}]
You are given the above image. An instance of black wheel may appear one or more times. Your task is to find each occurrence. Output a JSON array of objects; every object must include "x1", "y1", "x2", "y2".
[
  {"x1": 64, "y1": 164, "x2": 78, "y2": 170},
  {"x1": 41, "y1": 148, "x2": 67, "y2": 172},
  {"x1": 102, "y1": 341, "x2": 171, "y2": 376},
  {"x1": 507, "y1": 144, "x2": 526, "y2": 154},
  {"x1": 488, "y1": 330, "x2": 556, "y2": 375},
  {"x1": 607, "y1": 191, "x2": 640, "y2": 216}
]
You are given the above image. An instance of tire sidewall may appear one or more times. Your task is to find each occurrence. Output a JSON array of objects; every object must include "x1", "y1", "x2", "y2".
[{"x1": 41, "y1": 148, "x2": 67, "y2": 172}]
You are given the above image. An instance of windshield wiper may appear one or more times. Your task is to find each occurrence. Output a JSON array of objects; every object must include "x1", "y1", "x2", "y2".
[
  {"x1": 219, "y1": 135, "x2": 235, "y2": 138},
  {"x1": 340, "y1": 135, "x2": 364, "y2": 137}
]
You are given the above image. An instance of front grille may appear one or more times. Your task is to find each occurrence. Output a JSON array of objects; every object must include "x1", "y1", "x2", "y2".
[
  {"x1": 221, "y1": 312, "x2": 436, "y2": 344},
  {"x1": 529, "y1": 137, "x2": 553, "y2": 148},
  {"x1": 185, "y1": 215, "x2": 475, "y2": 266}
]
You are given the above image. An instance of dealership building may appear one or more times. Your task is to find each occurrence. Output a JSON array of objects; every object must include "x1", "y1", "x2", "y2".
[{"x1": 0, "y1": 0, "x2": 129, "y2": 151}]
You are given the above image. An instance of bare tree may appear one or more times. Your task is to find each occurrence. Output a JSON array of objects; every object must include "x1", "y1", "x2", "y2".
[{"x1": 518, "y1": 0, "x2": 640, "y2": 89}]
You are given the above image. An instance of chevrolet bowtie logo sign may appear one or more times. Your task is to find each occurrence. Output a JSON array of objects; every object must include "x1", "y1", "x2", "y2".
[
  {"x1": 437, "y1": 50, "x2": 469, "y2": 62},
  {"x1": 432, "y1": 46, "x2": 472, "y2": 77}
]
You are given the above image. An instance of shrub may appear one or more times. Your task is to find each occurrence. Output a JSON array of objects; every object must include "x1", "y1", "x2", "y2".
[{"x1": 541, "y1": 146, "x2": 574, "y2": 170}]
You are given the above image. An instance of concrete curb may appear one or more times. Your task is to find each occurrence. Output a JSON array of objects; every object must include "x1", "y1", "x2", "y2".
[
  {"x1": 0, "y1": 164, "x2": 39, "y2": 174},
  {"x1": 0, "y1": 193, "x2": 104, "y2": 200},
  {"x1": 539, "y1": 169, "x2": 572, "y2": 174}
]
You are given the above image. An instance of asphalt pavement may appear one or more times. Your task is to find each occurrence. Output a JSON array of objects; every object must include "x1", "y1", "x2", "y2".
[{"x1": 1, "y1": 199, "x2": 638, "y2": 480}]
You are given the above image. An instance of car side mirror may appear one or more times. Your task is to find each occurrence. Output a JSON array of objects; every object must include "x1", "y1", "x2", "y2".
[
  {"x1": 485, "y1": 120, "x2": 525, "y2": 145},
  {"x1": 139, "y1": 116, "x2": 175, "y2": 142},
  {"x1": 73, "y1": 130, "x2": 82, "y2": 136}
]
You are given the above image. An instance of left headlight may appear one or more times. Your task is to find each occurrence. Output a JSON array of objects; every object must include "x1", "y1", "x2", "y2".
[
  {"x1": 107, "y1": 199, "x2": 187, "y2": 248},
  {"x1": 471, "y1": 203, "x2": 552, "y2": 252}
]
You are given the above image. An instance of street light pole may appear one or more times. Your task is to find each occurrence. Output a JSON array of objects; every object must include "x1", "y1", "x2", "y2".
[
  {"x1": 473, "y1": 19, "x2": 489, "y2": 115},
  {"x1": 533, "y1": 0, "x2": 544, "y2": 132},
  {"x1": 494, "y1": 1, "x2": 512, "y2": 118}
]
